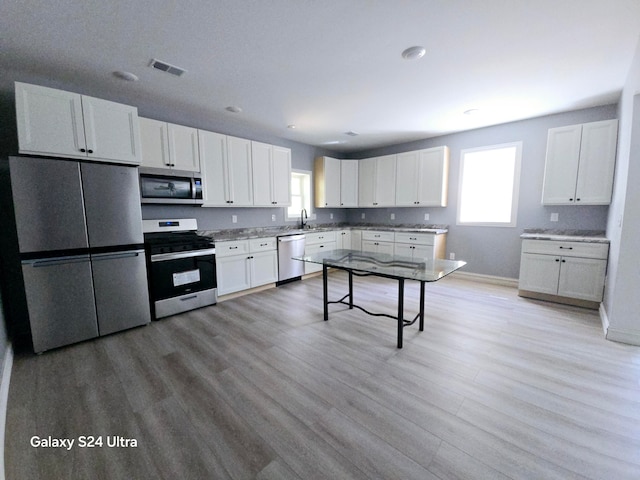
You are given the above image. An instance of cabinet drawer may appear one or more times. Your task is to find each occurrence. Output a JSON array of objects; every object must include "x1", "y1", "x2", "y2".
[
  {"x1": 249, "y1": 237, "x2": 277, "y2": 252},
  {"x1": 305, "y1": 231, "x2": 337, "y2": 245},
  {"x1": 216, "y1": 240, "x2": 250, "y2": 257},
  {"x1": 394, "y1": 232, "x2": 434, "y2": 245},
  {"x1": 362, "y1": 230, "x2": 394, "y2": 242},
  {"x1": 521, "y1": 240, "x2": 608, "y2": 259}
]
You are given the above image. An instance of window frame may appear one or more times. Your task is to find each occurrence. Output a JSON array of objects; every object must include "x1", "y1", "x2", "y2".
[
  {"x1": 286, "y1": 169, "x2": 313, "y2": 222},
  {"x1": 456, "y1": 141, "x2": 523, "y2": 228}
]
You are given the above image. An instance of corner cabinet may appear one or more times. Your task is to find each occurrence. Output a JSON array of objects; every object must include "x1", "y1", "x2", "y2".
[
  {"x1": 139, "y1": 117, "x2": 200, "y2": 172},
  {"x1": 358, "y1": 155, "x2": 396, "y2": 207},
  {"x1": 199, "y1": 131, "x2": 254, "y2": 206},
  {"x1": 15, "y1": 82, "x2": 141, "y2": 165},
  {"x1": 314, "y1": 157, "x2": 358, "y2": 207},
  {"x1": 395, "y1": 146, "x2": 449, "y2": 207},
  {"x1": 541, "y1": 119, "x2": 618, "y2": 205},
  {"x1": 518, "y1": 239, "x2": 609, "y2": 309},
  {"x1": 252, "y1": 141, "x2": 291, "y2": 207}
]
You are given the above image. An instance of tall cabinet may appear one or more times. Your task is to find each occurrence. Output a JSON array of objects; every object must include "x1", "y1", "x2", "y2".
[{"x1": 541, "y1": 119, "x2": 618, "y2": 205}]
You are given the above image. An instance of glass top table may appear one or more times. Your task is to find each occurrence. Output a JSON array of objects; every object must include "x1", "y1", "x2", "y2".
[{"x1": 293, "y1": 249, "x2": 467, "y2": 348}]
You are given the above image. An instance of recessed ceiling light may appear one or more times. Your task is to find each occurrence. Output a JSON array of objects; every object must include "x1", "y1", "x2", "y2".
[
  {"x1": 345, "y1": 131, "x2": 359, "y2": 136},
  {"x1": 463, "y1": 108, "x2": 480, "y2": 115},
  {"x1": 401, "y1": 46, "x2": 426, "y2": 60},
  {"x1": 113, "y1": 71, "x2": 139, "y2": 82},
  {"x1": 287, "y1": 124, "x2": 296, "y2": 129},
  {"x1": 225, "y1": 106, "x2": 242, "y2": 113}
]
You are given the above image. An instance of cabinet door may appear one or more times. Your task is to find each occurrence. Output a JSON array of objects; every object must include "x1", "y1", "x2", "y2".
[
  {"x1": 216, "y1": 255, "x2": 251, "y2": 295},
  {"x1": 139, "y1": 117, "x2": 170, "y2": 168},
  {"x1": 199, "y1": 130, "x2": 229, "y2": 205},
  {"x1": 323, "y1": 157, "x2": 342, "y2": 207},
  {"x1": 395, "y1": 151, "x2": 420, "y2": 206},
  {"x1": 340, "y1": 160, "x2": 359, "y2": 207},
  {"x1": 304, "y1": 243, "x2": 336, "y2": 274},
  {"x1": 542, "y1": 125, "x2": 582, "y2": 205},
  {"x1": 168, "y1": 123, "x2": 200, "y2": 171},
  {"x1": 375, "y1": 155, "x2": 397, "y2": 206},
  {"x1": 251, "y1": 141, "x2": 273, "y2": 206},
  {"x1": 272, "y1": 146, "x2": 292, "y2": 206},
  {"x1": 418, "y1": 147, "x2": 449, "y2": 207},
  {"x1": 82, "y1": 95, "x2": 141, "y2": 164},
  {"x1": 336, "y1": 230, "x2": 351, "y2": 250},
  {"x1": 358, "y1": 158, "x2": 376, "y2": 206},
  {"x1": 412, "y1": 245, "x2": 434, "y2": 261},
  {"x1": 15, "y1": 82, "x2": 87, "y2": 159},
  {"x1": 575, "y1": 120, "x2": 618, "y2": 205},
  {"x1": 250, "y1": 250, "x2": 279, "y2": 287},
  {"x1": 351, "y1": 230, "x2": 362, "y2": 251},
  {"x1": 394, "y1": 243, "x2": 414, "y2": 259},
  {"x1": 558, "y1": 257, "x2": 607, "y2": 302},
  {"x1": 377, "y1": 242, "x2": 395, "y2": 255},
  {"x1": 227, "y1": 135, "x2": 254, "y2": 205},
  {"x1": 518, "y1": 253, "x2": 560, "y2": 295}
]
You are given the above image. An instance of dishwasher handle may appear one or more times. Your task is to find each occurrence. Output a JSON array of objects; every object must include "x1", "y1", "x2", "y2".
[{"x1": 278, "y1": 234, "x2": 306, "y2": 243}]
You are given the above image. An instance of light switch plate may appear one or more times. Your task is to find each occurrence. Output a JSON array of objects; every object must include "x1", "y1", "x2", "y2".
[
  {"x1": 361, "y1": 213, "x2": 366, "y2": 219},
  {"x1": 550, "y1": 212, "x2": 559, "y2": 222},
  {"x1": 390, "y1": 213, "x2": 395, "y2": 220},
  {"x1": 424, "y1": 213, "x2": 430, "y2": 221},
  {"x1": 271, "y1": 214, "x2": 276, "y2": 221},
  {"x1": 232, "y1": 215, "x2": 238, "y2": 223}
]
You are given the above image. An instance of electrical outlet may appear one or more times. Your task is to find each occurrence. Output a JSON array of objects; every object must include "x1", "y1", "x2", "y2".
[
  {"x1": 271, "y1": 214, "x2": 276, "y2": 221},
  {"x1": 424, "y1": 213, "x2": 430, "y2": 221},
  {"x1": 449, "y1": 252, "x2": 455, "y2": 260},
  {"x1": 330, "y1": 213, "x2": 334, "y2": 219},
  {"x1": 361, "y1": 213, "x2": 366, "y2": 219},
  {"x1": 550, "y1": 212, "x2": 559, "y2": 222},
  {"x1": 390, "y1": 213, "x2": 395, "y2": 220},
  {"x1": 232, "y1": 215, "x2": 237, "y2": 224}
]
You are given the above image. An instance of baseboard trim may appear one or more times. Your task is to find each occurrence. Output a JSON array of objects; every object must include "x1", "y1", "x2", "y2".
[
  {"x1": 599, "y1": 303, "x2": 610, "y2": 336},
  {"x1": 0, "y1": 342, "x2": 14, "y2": 480},
  {"x1": 450, "y1": 271, "x2": 519, "y2": 288},
  {"x1": 606, "y1": 326, "x2": 640, "y2": 346}
]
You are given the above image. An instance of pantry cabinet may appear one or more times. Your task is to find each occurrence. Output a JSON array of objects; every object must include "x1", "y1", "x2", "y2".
[
  {"x1": 199, "y1": 131, "x2": 254, "y2": 206},
  {"x1": 541, "y1": 119, "x2": 618, "y2": 205},
  {"x1": 358, "y1": 155, "x2": 396, "y2": 207},
  {"x1": 139, "y1": 117, "x2": 200, "y2": 171},
  {"x1": 16, "y1": 82, "x2": 141, "y2": 165},
  {"x1": 252, "y1": 141, "x2": 292, "y2": 206},
  {"x1": 395, "y1": 146, "x2": 449, "y2": 207},
  {"x1": 518, "y1": 239, "x2": 609, "y2": 307}
]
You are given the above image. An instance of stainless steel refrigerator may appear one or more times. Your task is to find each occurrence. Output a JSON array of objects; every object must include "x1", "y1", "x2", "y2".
[{"x1": 9, "y1": 156, "x2": 151, "y2": 353}]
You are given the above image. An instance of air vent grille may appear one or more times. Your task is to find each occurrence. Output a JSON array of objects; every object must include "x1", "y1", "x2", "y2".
[{"x1": 149, "y1": 59, "x2": 186, "y2": 77}]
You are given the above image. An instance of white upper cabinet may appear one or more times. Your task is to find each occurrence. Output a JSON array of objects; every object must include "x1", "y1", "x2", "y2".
[
  {"x1": 395, "y1": 146, "x2": 449, "y2": 207},
  {"x1": 340, "y1": 160, "x2": 359, "y2": 207},
  {"x1": 199, "y1": 131, "x2": 253, "y2": 206},
  {"x1": 15, "y1": 82, "x2": 141, "y2": 165},
  {"x1": 358, "y1": 155, "x2": 396, "y2": 207},
  {"x1": 314, "y1": 156, "x2": 342, "y2": 207},
  {"x1": 542, "y1": 119, "x2": 618, "y2": 205},
  {"x1": 252, "y1": 141, "x2": 291, "y2": 206},
  {"x1": 139, "y1": 118, "x2": 200, "y2": 171}
]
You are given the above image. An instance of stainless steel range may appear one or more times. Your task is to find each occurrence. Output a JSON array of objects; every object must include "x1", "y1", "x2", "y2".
[{"x1": 143, "y1": 218, "x2": 217, "y2": 319}]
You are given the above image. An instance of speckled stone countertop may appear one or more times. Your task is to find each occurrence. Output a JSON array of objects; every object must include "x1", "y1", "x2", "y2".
[
  {"x1": 200, "y1": 223, "x2": 449, "y2": 242},
  {"x1": 520, "y1": 229, "x2": 609, "y2": 243}
]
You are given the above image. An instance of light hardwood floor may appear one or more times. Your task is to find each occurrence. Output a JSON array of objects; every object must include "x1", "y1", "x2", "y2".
[{"x1": 5, "y1": 273, "x2": 640, "y2": 479}]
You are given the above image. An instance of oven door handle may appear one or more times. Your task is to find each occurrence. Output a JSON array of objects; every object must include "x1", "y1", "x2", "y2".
[{"x1": 150, "y1": 248, "x2": 216, "y2": 262}]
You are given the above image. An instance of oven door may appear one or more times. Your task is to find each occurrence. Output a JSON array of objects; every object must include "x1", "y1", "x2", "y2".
[{"x1": 149, "y1": 249, "x2": 216, "y2": 301}]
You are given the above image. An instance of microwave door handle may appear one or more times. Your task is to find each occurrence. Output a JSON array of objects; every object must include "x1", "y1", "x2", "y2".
[{"x1": 191, "y1": 177, "x2": 196, "y2": 200}]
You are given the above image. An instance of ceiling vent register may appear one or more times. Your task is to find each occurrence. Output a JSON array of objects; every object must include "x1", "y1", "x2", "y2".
[{"x1": 149, "y1": 59, "x2": 187, "y2": 77}]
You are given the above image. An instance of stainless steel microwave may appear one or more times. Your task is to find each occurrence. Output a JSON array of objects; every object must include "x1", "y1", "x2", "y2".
[{"x1": 139, "y1": 167, "x2": 203, "y2": 205}]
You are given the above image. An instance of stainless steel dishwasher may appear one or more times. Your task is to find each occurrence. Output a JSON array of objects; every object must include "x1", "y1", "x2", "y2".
[{"x1": 277, "y1": 234, "x2": 306, "y2": 285}]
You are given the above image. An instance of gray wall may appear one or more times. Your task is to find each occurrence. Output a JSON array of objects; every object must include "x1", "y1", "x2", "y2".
[
  {"x1": 604, "y1": 31, "x2": 640, "y2": 343},
  {"x1": 343, "y1": 105, "x2": 616, "y2": 279}
]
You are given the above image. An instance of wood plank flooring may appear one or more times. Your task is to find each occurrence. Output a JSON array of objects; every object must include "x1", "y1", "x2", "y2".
[{"x1": 5, "y1": 272, "x2": 640, "y2": 479}]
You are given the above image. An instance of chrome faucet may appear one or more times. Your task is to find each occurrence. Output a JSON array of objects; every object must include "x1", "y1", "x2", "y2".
[{"x1": 300, "y1": 208, "x2": 308, "y2": 229}]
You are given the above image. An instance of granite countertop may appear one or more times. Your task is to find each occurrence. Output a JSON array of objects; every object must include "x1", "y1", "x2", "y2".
[
  {"x1": 520, "y1": 229, "x2": 609, "y2": 243},
  {"x1": 200, "y1": 223, "x2": 449, "y2": 242}
]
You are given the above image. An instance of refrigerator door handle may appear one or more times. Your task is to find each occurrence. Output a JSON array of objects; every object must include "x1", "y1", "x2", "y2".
[
  {"x1": 91, "y1": 250, "x2": 144, "y2": 261},
  {"x1": 23, "y1": 255, "x2": 91, "y2": 267}
]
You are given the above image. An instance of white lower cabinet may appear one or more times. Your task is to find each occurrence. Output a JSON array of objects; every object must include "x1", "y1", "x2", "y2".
[
  {"x1": 518, "y1": 239, "x2": 609, "y2": 305},
  {"x1": 361, "y1": 230, "x2": 395, "y2": 255},
  {"x1": 336, "y1": 230, "x2": 352, "y2": 250},
  {"x1": 304, "y1": 231, "x2": 337, "y2": 274},
  {"x1": 216, "y1": 237, "x2": 278, "y2": 295}
]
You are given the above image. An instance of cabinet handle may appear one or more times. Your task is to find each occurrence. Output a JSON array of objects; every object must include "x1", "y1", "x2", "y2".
[
  {"x1": 562, "y1": 259, "x2": 566, "y2": 263},
  {"x1": 229, "y1": 246, "x2": 238, "y2": 250},
  {"x1": 555, "y1": 258, "x2": 560, "y2": 262},
  {"x1": 87, "y1": 149, "x2": 94, "y2": 154},
  {"x1": 576, "y1": 198, "x2": 581, "y2": 202},
  {"x1": 559, "y1": 246, "x2": 573, "y2": 250},
  {"x1": 569, "y1": 198, "x2": 573, "y2": 201},
  {"x1": 80, "y1": 148, "x2": 86, "y2": 153}
]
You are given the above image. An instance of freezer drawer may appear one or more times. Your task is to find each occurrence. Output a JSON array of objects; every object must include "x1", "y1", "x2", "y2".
[
  {"x1": 22, "y1": 255, "x2": 99, "y2": 353},
  {"x1": 91, "y1": 250, "x2": 151, "y2": 335}
]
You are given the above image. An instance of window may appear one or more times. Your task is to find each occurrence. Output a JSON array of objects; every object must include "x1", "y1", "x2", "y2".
[
  {"x1": 457, "y1": 142, "x2": 522, "y2": 227},
  {"x1": 287, "y1": 170, "x2": 312, "y2": 220}
]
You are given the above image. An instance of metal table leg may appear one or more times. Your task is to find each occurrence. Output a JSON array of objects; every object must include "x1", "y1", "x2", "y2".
[
  {"x1": 419, "y1": 281, "x2": 425, "y2": 331},
  {"x1": 348, "y1": 270, "x2": 353, "y2": 309},
  {"x1": 323, "y1": 264, "x2": 328, "y2": 321},
  {"x1": 397, "y1": 278, "x2": 404, "y2": 348}
]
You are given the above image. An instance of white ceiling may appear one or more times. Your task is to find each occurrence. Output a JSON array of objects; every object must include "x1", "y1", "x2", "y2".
[{"x1": 1, "y1": 0, "x2": 640, "y2": 152}]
